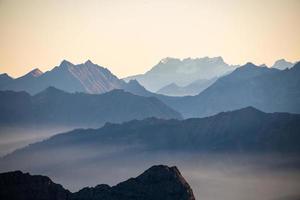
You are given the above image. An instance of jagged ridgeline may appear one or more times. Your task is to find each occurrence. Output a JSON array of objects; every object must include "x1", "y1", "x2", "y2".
[{"x1": 0, "y1": 165, "x2": 195, "y2": 200}]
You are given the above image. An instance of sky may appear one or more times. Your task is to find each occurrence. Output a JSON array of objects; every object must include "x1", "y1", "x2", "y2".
[{"x1": 0, "y1": 0, "x2": 299, "y2": 78}]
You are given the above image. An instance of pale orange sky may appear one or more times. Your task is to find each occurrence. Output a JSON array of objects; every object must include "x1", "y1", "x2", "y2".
[{"x1": 0, "y1": 0, "x2": 299, "y2": 78}]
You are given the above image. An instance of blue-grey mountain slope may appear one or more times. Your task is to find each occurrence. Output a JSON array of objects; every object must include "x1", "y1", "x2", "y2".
[
  {"x1": 157, "y1": 78, "x2": 217, "y2": 96},
  {"x1": 124, "y1": 57, "x2": 238, "y2": 92},
  {"x1": 0, "y1": 87, "x2": 181, "y2": 127},
  {"x1": 1, "y1": 107, "x2": 299, "y2": 173},
  {"x1": 0, "y1": 60, "x2": 125, "y2": 95},
  {"x1": 271, "y1": 59, "x2": 295, "y2": 70},
  {"x1": 0, "y1": 73, "x2": 13, "y2": 86},
  {"x1": 156, "y1": 62, "x2": 300, "y2": 118}
]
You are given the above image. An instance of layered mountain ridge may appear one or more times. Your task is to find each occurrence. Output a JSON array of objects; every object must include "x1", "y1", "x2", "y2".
[
  {"x1": 1, "y1": 59, "x2": 299, "y2": 119},
  {"x1": 2, "y1": 107, "x2": 299, "y2": 168},
  {"x1": 156, "y1": 62, "x2": 300, "y2": 118},
  {"x1": 0, "y1": 87, "x2": 181, "y2": 127}
]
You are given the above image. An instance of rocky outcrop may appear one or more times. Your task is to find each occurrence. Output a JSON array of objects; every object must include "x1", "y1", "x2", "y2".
[
  {"x1": 0, "y1": 170, "x2": 69, "y2": 200},
  {"x1": 0, "y1": 165, "x2": 195, "y2": 200}
]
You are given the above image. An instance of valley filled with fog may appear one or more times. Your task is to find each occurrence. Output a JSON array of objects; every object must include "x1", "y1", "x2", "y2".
[{"x1": 2, "y1": 148, "x2": 300, "y2": 200}]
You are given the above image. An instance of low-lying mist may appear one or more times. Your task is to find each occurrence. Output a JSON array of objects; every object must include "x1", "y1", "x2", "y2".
[
  {"x1": 0, "y1": 125, "x2": 102, "y2": 156},
  {"x1": 1, "y1": 145, "x2": 299, "y2": 200}
]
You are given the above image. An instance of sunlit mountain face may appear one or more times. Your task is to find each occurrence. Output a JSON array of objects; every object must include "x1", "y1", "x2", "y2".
[{"x1": 0, "y1": 1, "x2": 300, "y2": 199}]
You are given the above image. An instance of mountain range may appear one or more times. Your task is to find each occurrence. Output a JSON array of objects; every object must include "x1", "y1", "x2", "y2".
[
  {"x1": 1, "y1": 59, "x2": 299, "y2": 119},
  {"x1": 2, "y1": 107, "x2": 299, "y2": 173},
  {"x1": 156, "y1": 62, "x2": 300, "y2": 118},
  {"x1": 124, "y1": 56, "x2": 238, "y2": 92},
  {"x1": 0, "y1": 87, "x2": 181, "y2": 127},
  {"x1": 0, "y1": 165, "x2": 195, "y2": 200},
  {"x1": 0, "y1": 60, "x2": 127, "y2": 95},
  {"x1": 0, "y1": 58, "x2": 296, "y2": 97}
]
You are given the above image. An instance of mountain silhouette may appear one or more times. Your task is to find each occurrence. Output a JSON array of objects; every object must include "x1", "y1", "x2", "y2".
[
  {"x1": 0, "y1": 87, "x2": 181, "y2": 127},
  {"x1": 0, "y1": 165, "x2": 195, "y2": 200}
]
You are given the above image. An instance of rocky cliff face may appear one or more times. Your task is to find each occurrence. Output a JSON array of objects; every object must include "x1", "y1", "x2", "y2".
[{"x1": 0, "y1": 165, "x2": 195, "y2": 200}]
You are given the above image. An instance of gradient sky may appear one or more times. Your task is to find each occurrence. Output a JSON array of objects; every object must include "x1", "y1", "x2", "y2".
[{"x1": 0, "y1": 0, "x2": 299, "y2": 78}]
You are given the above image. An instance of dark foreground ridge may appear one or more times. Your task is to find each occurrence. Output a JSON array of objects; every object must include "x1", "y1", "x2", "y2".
[{"x1": 0, "y1": 165, "x2": 195, "y2": 200}]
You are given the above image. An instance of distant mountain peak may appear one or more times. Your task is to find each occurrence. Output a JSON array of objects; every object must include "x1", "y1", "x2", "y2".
[
  {"x1": 273, "y1": 59, "x2": 290, "y2": 66},
  {"x1": 272, "y1": 59, "x2": 294, "y2": 70},
  {"x1": 84, "y1": 59, "x2": 94, "y2": 65},
  {"x1": 0, "y1": 73, "x2": 12, "y2": 79},
  {"x1": 0, "y1": 73, "x2": 9, "y2": 77},
  {"x1": 36, "y1": 86, "x2": 68, "y2": 97},
  {"x1": 28, "y1": 68, "x2": 43, "y2": 77},
  {"x1": 232, "y1": 62, "x2": 258, "y2": 73},
  {"x1": 275, "y1": 58, "x2": 287, "y2": 63},
  {"x1": 236, "y1": 106, "x2": 263, "y2": 113},
  {"x1": 59, "y1": 60, "x2": 73, "y2": 68},
  {"x1": 21, "y1": 68, "x2": 43, "y2": 79},
  {"x1": 243, "y1": 62, "x2": 257, "y2": 68},
  {"x1": 0, "y1": 73, "x2": 13, "y2": 85}
]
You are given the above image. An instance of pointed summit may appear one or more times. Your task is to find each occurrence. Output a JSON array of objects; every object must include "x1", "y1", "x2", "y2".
[
  {"x1": 35, "y1": 86, "x2": 69, "y2": 98},
  {"x1": 21, "y1": 68, "x2": 43, "y2": 79},
  {"x1": 236, "y1": 106, "x2": 264, "y2": 114},
  {"x1": 233, "y1": 62, "x2": 258, "y2": 73},
  {"x1": 28, "y1": 68, "x2": 43, "y2": 77},
  {"x1": 0, "y1": 73, "x2": 13, "y2": 85},
  {"x1": 59, "y1": 60, "x2": 73, "y2": 68},
  {"x1": 0, "y1": 73, "x2": 13, "y2": 80},
  {"x1": 84, "y1": 59, "x2": 94, "y2": 65}
]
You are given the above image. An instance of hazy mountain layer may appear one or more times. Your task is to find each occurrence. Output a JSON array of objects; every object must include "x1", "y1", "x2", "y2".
[
  {"x1": 124, "y1": 57, "x2": 238, "y2": 91},
  {"x1": 157, "y1": 78, "x2": 217, "y2": 96},
  {"x1": 156, "y1": 62, "x2": 300, "y2": 118},
  {"x1": 271, "y1": 59, "x2": 295, "y2": 70},
  {"x1": 1, "y1": 108, "x2": 300, "y2": 200},
  {"x1": 0, "y1": 87, "x2": 181, "y2": 127},
  {"x1": 2, "y1": 107, "x2": 299, "y2": 168}
]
